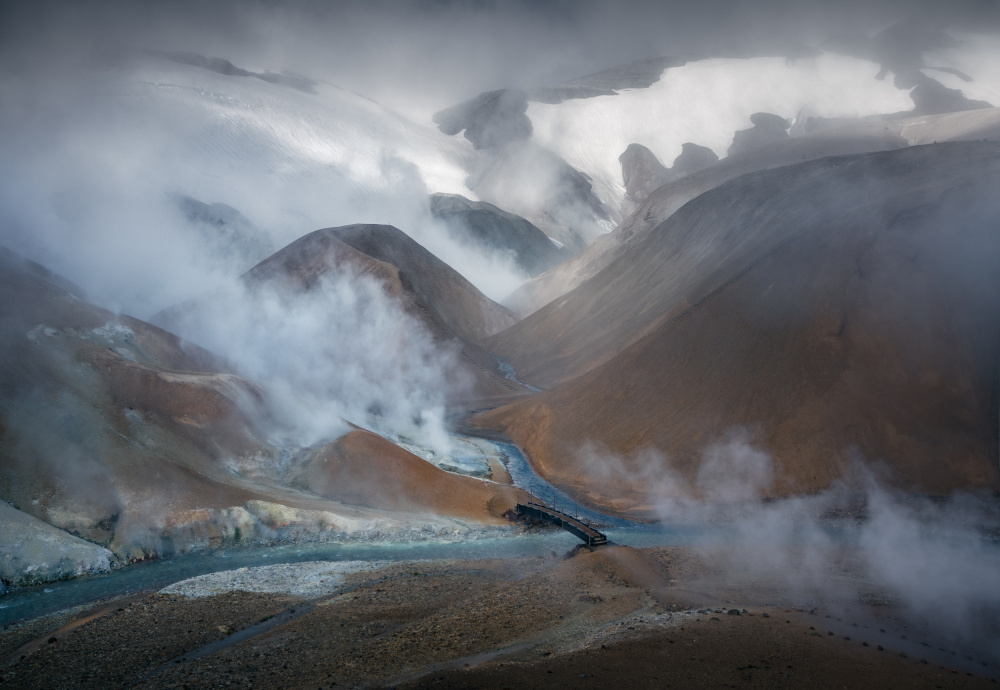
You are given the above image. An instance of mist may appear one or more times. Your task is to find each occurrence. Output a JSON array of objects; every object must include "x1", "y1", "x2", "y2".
[{"x1": 578, "y1": 436, "x2": 1000, "y2": 664}]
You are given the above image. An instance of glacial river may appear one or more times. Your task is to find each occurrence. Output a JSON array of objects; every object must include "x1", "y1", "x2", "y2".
[{"x1": 0, "y1": 440, "x2": 703, "y2": 626}]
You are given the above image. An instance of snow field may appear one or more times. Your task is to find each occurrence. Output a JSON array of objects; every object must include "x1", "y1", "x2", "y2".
[{"x1": 527, "y1": 54, "x2": 915, "y2": 212}]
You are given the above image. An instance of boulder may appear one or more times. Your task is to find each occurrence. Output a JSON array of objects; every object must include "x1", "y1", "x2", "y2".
[
  {"x1": 671, "y1": 143, "x2": 720, "y2": 177},
  {"x1": 619, "y1": 144, "x2": 673, "y2": 204},
  {"x1": 433, "y1": 89, "x2": 532, "y2": 150},
  {"x1": 727, "y1": 112, "x2": 790, "y2": 157}
]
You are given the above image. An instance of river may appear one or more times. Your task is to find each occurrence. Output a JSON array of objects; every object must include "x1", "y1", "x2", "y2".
[{"x1": 0, "y1": 438, "x2": 704, "y2": 626}]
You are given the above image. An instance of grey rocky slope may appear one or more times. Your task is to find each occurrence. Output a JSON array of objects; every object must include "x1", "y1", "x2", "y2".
[{"x1": 476, "y1": 141, "x2": 1000, "y2": 512}]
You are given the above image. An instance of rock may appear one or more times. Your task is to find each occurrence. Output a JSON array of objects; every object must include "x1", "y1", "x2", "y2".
[
  {"x1": 467, "y1": 140, "x2": 613, "y2": 250},
  {"x1": 150, "y1": 51, "x2": 316, "y2": 93},
  {"x1": 909, "y1": 76, "x2": 991, "y2": 116},
  {"x1": 619, "y1": 144, "x2": 673, "y2": 205},
  {"x1": 671, "y1": 143, "x2": 719, "y2": 177},
  {"x1": 429, "y1": 193, "x2": 567, "y2": 277},
  {"x1": 727, "y1": 609, "x2": 741, "y2": 615},
  {"x1": 727, "y1": 112, "x2": 790, "y2": 158},
  {"x1": 173, "y1": 195, "x2": 274, "y2": 271},
  {"x1": 0, "y1": 501, "x2": 115, "y2": 587},
  {"x1": 825, "y1": 16, "x2": 992, "y2": 116},
  {"x1": 433, "y1": 89, "x2": 532, "y2": 150}
]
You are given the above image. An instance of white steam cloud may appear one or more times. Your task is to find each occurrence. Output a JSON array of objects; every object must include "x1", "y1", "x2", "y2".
[
  {"x1": 578, "y1": 432, "x2": 1000, "y2": 663},
  {"x1": 0, "y1": 30, "x2": 532, "y2": 452},
  {"x1": 162, "y1": 270, "x2": 468, "y2": 454}
]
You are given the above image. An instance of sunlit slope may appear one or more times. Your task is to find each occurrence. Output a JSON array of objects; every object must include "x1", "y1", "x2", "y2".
[
  {"x1": 526, "y1": 54, "x2": 914, "y2": 214},
  {"x1": 290, "y1": 430, "x2": 529, "y2": 522},
  {"x1": 507, "y1": 106, "x2": 1000, "y2": 315},
  {"x1": 475, "y1": 142, "x2": 1000, "y2": 514}
]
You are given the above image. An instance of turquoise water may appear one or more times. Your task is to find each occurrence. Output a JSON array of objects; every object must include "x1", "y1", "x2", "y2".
[
  {"x1": 0, "y1": 523, "x2": 715, "y2": 627},
  {"x1": 0, "y1": 440, "x2": 678, "y2": 626}
]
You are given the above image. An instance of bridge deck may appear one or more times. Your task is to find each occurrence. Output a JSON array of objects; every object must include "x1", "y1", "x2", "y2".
[{"x1": 515, "y1": 502, "x2": 608, "y2": 547}]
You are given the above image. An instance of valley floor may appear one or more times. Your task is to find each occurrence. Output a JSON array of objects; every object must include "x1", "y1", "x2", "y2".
[{"x1": 0, "y1": 545, "x2": 996, "y2": 689}]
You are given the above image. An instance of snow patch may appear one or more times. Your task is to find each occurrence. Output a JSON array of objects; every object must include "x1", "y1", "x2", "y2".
[{"x1": 159, "y1": 560, "x2": 389, "y2": 598}]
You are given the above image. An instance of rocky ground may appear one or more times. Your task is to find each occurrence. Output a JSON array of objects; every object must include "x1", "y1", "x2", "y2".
[{"x1": 0, "y1": 545, "x2": 996, "y2": 689}]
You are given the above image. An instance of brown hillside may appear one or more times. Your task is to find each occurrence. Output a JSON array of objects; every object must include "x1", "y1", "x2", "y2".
[
  {"x1": 488, "y1": 141, "x2": 1000, "y2": 390},
  {"x1": 474, "y1": 142, "x2": 1000, "y2": 516},
  {"x1": 291, "y1": 429, "x2": 530, "y2": 523},
  {"x1": 0, "y1": 247, "x2": 519, "y2": 563}
]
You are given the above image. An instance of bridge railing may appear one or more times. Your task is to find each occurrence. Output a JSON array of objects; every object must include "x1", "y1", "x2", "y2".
[{"x1": 521, "y1": 490, "x2": 607, "y2": 532}]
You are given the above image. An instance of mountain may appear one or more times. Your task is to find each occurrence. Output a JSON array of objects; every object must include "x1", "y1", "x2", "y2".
[
  {"x1": 0, "y1": 246, "x2": 274, "y2": 553},
  {"x1": 473, "y1": 142, "x2": 1000, "y2": 517},
  {"x1": 522, "y1": 52, "x2": 915, "y2": 219},
  {"x1": 322, "y1": 224, "x2": 518, "y2": 344},
  {"x1": 506, "y1": 106, "x2": 1000, "y2": 316},
  {"x1": 0, "y1": 245, "x2": 528, "y2": 584},
  {"x1": 173, "y1": 195, "x2": 275, "y2": 272},
  {"x1": 156, "y1": 224, "x2": 525, "y2": 401},
  {"x1": 430, "y1": 193, "x2": 568, "y2": 277}
]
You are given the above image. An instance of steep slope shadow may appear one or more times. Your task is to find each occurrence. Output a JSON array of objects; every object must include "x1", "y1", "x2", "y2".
[
  {"x1": 504, "y1": 107, "x2": 1000, "y2": 318},
  {"x1": 474, "y1": 142, "x2": 1000, "y2": 517}
]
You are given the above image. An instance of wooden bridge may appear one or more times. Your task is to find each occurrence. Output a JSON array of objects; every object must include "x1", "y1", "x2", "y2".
[{"x1": 515, "y1": 501, "x2": 608, "y2": 547}]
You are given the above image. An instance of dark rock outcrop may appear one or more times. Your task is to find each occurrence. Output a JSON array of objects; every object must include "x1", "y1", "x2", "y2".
[
  {"x1": 150, "y1": 51, "x2": 317, "y2": 92},
  {"x1": 467, "y1": 141, "x2": 613, "y2": 251},
  {"x1": 619, "y1": 144, "x2": 673, "y2": 205},
  {"x1": 433, "y1": 89, "x2": 532, "y2": 150},
  {"x1": 825, "y1": 15, "x2": 993, "y2": 116},
  {"x1": 528, "y1": 56, "x2": 687, "y2": 104},
  {"x1": 727, "y1": 112, "x2": 790, "y2": 158},
  {"x1": 908, "y1": 76, "x2": 991, "y2": 116},
  {"x1": 429, "y1": 194, "x2": 567, "y2": 277},
  {"x1": 671, "y1": 142, "x2": 720, "y2": 176}
]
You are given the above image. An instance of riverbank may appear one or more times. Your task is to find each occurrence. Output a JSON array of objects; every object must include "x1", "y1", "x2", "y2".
[{"x1": 2, "y1": 545, "x2": 996, "y2": 688}]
